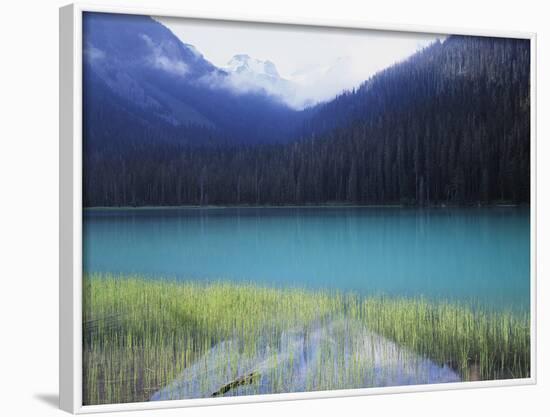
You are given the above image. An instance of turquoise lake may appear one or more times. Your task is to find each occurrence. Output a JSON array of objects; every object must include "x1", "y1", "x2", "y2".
[{"x1": 83, "y1": 207, "x2": 530, "y2": 309}]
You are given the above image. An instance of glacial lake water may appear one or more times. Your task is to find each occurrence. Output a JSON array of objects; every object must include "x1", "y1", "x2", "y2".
[{"x1": 83, "y1": 207, "x2": 530, "y2": 310}]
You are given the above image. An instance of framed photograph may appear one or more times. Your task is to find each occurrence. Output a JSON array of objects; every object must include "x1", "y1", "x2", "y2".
[{"x1": 59, "y1": 3, "x2": 537, "y2": 413}]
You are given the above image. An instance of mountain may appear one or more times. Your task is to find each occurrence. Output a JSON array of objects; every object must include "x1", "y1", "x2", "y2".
[
  {"x1": 225, "y1": 54, "x2": 281, "y2": 78},
  {"x1": 82, "y1": 12, "x2": 303, "y2": 150},
  {"x1": 220, "y1": 54, "x2": 361, "y2": 110},
  {"x1": 283, "y1": 35, "x2": 531, "y2": 205},
  {"x1": 222, "y1": 54, "x2": 297, "y2": 108},
  {"x1": 84, "y1": 34, "x2": 530, "y2": 207}
]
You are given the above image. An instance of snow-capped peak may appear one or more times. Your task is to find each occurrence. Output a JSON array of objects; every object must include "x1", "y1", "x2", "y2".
[{"x1": 225, "y1": 54, "x2": 280, "y2": 78}]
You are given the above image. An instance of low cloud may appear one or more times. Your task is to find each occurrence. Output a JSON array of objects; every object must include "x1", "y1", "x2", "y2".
[
  {"x1": 140, "y1": 34, "x2": 189, "y2": 77},
  {"x1": 84, "y1": 45, "x2": 106, "y2": 62},
  {"x1": 198, "y1": 70, "x2": 295, "y2": 108},
  {"x1": 196, "y1": 56, "x2": 359, "y2": 110}
]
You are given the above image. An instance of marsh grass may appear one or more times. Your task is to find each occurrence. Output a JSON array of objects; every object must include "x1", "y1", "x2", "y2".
[
  {"x1": 361, "y1": 297, "x2": 530, "y2": 381},
  {"x1": 83, "y1": 274, "x2": 530, "y2": 405}
]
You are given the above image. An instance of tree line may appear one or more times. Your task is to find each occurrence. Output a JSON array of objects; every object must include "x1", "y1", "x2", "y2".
[{"x1": 84, "y1": 35, "x2": 530, "y2": 207}]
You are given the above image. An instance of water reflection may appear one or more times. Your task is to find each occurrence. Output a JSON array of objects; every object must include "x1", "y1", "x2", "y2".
[{"x1": 84, "y1": 207, "x2": 530, "y2": 310}]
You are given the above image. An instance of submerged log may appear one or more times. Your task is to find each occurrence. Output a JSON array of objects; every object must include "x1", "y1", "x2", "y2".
[{"x1": 211, "y1": 371, "x2": 259, "y2": 397}]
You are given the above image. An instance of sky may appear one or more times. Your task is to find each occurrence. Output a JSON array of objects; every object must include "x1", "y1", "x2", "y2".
[{"x1": 157, "y1": 16, "x2": 442, "y2": 108}]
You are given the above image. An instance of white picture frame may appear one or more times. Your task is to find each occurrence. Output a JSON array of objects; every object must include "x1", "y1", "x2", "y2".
[{"x1": 59, "y1": 2, "x2": 537, "y2": 413}]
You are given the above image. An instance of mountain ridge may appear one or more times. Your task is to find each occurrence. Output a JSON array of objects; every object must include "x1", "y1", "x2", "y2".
[
  {"x1": 83, "y1": 12, "x2": 306, "y2": 148},
  {"x1": 82, "y1": 13, "x2": 530, "y2": 207}
]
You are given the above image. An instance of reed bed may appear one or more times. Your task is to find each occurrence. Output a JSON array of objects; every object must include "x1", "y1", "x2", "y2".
[
  {"x1": 361, "y1": 297, "x2": 530, "y2": 381},
  {"x1": 83, "y1": 274, "x2": 530, "y2": 405}
]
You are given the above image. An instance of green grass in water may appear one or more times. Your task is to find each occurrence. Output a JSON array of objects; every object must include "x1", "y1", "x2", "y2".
[{"x1": 83, "y1": 274, "x2": 530, "y2": 405}]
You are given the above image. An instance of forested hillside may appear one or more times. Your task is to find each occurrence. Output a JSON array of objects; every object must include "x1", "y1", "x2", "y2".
[
  {"x1": 83, "y1": 12, "x2": 305, "y2": 147},
  {"x1": 84, "y1": 35, "x2": 530, "y2": 207}
]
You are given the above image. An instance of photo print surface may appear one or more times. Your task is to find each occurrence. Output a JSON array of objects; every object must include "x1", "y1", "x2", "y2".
[{"x1": 82, "y1": 12, "x2": 531, "y2": 405}]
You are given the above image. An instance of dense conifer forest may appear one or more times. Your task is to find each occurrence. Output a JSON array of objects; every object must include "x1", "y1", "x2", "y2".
[{"x1": 83, "y1": 35, "x2": 530, "y2": 207}]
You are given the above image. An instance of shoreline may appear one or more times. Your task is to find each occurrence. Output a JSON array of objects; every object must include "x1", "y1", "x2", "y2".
[{"x1": 83, "y1": 203, "x2": 527, "y2": 211}]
